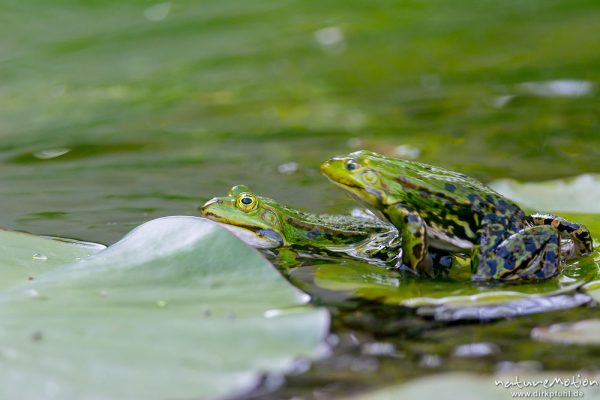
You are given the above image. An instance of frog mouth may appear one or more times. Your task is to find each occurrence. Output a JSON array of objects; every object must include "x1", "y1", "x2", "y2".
[
  {"x1": 325, "y1": 177, "x2": 383, "y2": 206},
  {"x1": 204, "y1": 219, "x2": 284, "y2": 249}
]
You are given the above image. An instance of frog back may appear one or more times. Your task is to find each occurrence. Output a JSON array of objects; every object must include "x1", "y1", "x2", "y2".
[
  {"x1": 369, "y1": 156, "x2": 526, "y2": 242},
  {"x1": 268, "y1": 200, "x2": 395, "y2": 246}
]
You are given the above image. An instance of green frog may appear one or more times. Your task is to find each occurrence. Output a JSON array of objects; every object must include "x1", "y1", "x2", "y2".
[
  {"x1": 200, "y1": 185, "x2": 400, "y2": 263},
  {"x1": 321, "y1": 150, "x2": 593, "y2": 281}
]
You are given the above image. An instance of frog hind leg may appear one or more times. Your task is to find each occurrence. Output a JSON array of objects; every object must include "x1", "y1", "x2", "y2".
[
  {"x1": 386, "y1": 205, "x2": 434, "y2": 277},
  {"x1": 472, "y1": 224, "x2": 561, "y2": 282},
  {"x1": 529, "y1": 213, "x2": 593, "y2": 258}
]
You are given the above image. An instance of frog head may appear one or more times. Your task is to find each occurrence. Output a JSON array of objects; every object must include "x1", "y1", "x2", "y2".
[
  {"x1": 200, "y1": 185, "x2": 285, "y2": 248},
  {"x1": 320, "y1": 150, "x2": 416, "y2": 210}
]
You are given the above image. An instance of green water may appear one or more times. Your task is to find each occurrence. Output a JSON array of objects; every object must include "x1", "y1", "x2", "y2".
[
  {"x1": 2, "y1": 0, "x2": 599, "y2": 244},
  {"x1": 1, "y1": 0, "x2": 600, "y2": 398}
]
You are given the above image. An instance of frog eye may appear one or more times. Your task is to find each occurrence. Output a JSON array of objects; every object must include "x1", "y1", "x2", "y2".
[
  {"x1": 236, "y1": 193, "x2": 258, "y2": 212},
  {"x1": 345, "y1": 160, "x2": 359, "y2": 171}
]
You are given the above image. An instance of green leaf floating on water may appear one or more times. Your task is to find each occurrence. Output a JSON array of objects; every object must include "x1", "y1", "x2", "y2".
[
  {"x1": 0, "y1": 229, "x2": 105, "y2": 291},
  {"x1": 0, "y1": 217, "x2": 329, "y2": 400},
  {"x1": 350, "y1": 372, "x2": 600, "y2": 400},
  {"x1": 531, "y1": 319, "x2": 600, "y2": 345},
  {"x1": 490, "y1": 174, "x2": 600, "y2": 214},
  {"x1": 309, "y1": 259, "x2": 597, "y2": 316}
]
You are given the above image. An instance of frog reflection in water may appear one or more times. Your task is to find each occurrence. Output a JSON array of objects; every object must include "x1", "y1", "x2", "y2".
[
  {"x1": 201, "y1": 185, "x2": 401, "y2": 264},
  {"x1": 321, "y1": 150, "x2": 593, "y2": 281}
]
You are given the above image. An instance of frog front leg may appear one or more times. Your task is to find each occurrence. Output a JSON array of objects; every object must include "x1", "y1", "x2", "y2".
[
  {"x1": 385, "y1": 205, "x2": 434, "y2": 276},
  {"x1": 529, "y1": 213, "x2": 593, "y2": 259},
  {"x1": 472, "y1": 223, "x2": 561, "y2": 281}
]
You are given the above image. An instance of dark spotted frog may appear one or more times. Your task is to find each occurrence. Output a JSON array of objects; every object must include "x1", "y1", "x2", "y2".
[{"x1": 320, "y1": 150, "x2": 593, "y2": 281}]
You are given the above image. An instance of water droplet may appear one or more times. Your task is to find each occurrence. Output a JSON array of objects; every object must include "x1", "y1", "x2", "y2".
[
  {"x1": 453, "y1": 342, "x2": 500, "y2": 358},
  {"x1": 264, "y1": 309, "x2": 283, "y2": 318},
  {"x1": 419, "y1": 353, "x2": 443, "y2": 368},
  {"x1": 32, "y1": 253, "x2": 48, "y2": 261},
  {"x1": 362, "y1": 342, "x2": 398, "y2": 356},
  {"x1": 325, "y1": 334, "x2": 340, "y2": 347},
  {"x1": 277, "y1": 162, "x2": 299, "y2": 174},
  {"x1": 144, "y1": 2, "x2": 171, "y2": 22},
  {"x1": 493, "y1": 94, "x2": 514, "y2": 108},
  {"x1": 394, "y1": 144, "x2": 420, "y2": 159},
  {"x1": 495, "y1": 360, "x2": 543, "y2": 373},
  {"x1": 33, "y1": 148, "x2": 70, "y2": 160},
  {"x1": 314, "y1": 26, "x2": 346, "y2": 54},
  {"x1": 517, "y1": 79, "x2": 594, "y2": 97}
]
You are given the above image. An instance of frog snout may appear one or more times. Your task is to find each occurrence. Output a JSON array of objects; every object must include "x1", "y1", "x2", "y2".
[{"x1": 199, "y1": 198, "x2": 223, "y2": 214}]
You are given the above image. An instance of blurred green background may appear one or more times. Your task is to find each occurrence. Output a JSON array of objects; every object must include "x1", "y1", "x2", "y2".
[{"x1": 1, "y1": 0, "x2": 599, "y2": 245}]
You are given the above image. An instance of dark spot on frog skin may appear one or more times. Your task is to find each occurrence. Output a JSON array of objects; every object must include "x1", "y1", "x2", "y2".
[
  {"x1": 407, "y1": 214, "x2": 420, "y2": 223},
  {"x1": 562, "y1": 221, "x2": 579, "y2": 231},
  {"x1": 444, "y1": 183, "x2": 456, "y2": 192},
  {"x1": 535, "y1": 268, "x2": 550, "y2": 279},
  {"x1": 496, "y1": 200, "x2": 510, "y2": 214},
  {"x1": 412, "y1": 244, "x2": 423, "y2": 259},
  {"x1": 307, "y1": 227, "x2": 321, "y2": 240},
  {"x1": 524, "y1": 238, "x2": 538, "y2": 254},
  {"x1": 544, "y1": 250, "x2": 557, "y2": 264},
  {"x1": 467, "y1": 193, "x2": 481, "y2": 203},
  {"x1": 486, "y1": 259, "x2": 497, "y2": 275},
  {"x1": 495, "y1": 246, "x2": 517, "y2": 271}
]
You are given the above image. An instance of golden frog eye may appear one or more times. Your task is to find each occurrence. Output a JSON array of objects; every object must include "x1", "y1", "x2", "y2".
[{"x1": 236, "y1": 193, "x2": 258, "y2": 212}]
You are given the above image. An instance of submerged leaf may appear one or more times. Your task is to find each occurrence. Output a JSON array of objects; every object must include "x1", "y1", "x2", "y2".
[
  {"x1": 531, "y1": 319, "x2": 600, "y2": 345},
  {"x1": 351, "y1": 372, "x2": 600, "y2": 400},
  {"x1": 490, "y1": 174, "x2": 600, "y2": 214},
  {"x1": 0, "y1": 217, "x2": 329, "y2": 400}
]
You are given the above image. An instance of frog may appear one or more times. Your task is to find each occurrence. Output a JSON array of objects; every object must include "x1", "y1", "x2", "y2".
[
  {"x1": 320, "y1": 150, "x2": 593, "y2": 281},
  {"x1": 200, "y1": 185, "x2": 401, "y2": 263}
]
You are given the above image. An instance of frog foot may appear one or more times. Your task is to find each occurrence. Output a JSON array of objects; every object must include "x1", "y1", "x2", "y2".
[{"x1": 529, "y1": 213, "x2": 593, "y2": 258}]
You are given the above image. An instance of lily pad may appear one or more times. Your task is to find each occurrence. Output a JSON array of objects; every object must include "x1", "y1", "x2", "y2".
[
  {"x1": 351, "y1": 372, "x2": 600, "y2": 400},
  {"x1": 310, "y1": 260, "x2": 596, "y2": 302},
  {"x1": 582, "y1": 279, "x2": 600, "y2": 303},
  {"x1": 0, "y1": 229, "x2": 105, "y2": 291},
  {"x1": 531, "y1": 319, "x2": 600, "y2": 345},
  {"x1": 489, "y1": 174, "x2": 600, "y2": 214},
  {"x1": 0, "y1": 217, "x2": 329, "y2": 400},
  {"x1": 303, "y1": 248, "x2": 599, "y2": 320}
]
